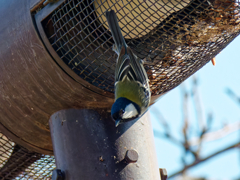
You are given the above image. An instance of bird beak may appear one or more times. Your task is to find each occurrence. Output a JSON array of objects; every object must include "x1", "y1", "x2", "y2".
[{"x1": 115, "y1": 120, "x2": 120, "y2": 127}]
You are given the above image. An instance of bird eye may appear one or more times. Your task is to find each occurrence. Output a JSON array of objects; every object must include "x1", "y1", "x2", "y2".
[{"x1": 119, "y1": 109, "x2": 124, "y2": 116}]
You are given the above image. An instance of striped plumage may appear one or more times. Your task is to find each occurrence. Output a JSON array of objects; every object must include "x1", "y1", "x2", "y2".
[{"x1": 106, "y1": 10, "x2": 151, "y2": 126}]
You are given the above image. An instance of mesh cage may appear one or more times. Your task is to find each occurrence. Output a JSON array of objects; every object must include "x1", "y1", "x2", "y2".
[
  {"x1": 41, "y1": 0, "x2": 240, "y2": 95},
  {"x1": 0, "y1": 132, "x2": 55, "y2": 179}
]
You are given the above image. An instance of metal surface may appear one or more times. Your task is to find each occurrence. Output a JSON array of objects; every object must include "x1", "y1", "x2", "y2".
[
  {"x1": 0, "y1": 0, "x2": 113, "y2": 154},
  {"x1": 49, "y1": 109, "x2": 160, "y2": 180}
]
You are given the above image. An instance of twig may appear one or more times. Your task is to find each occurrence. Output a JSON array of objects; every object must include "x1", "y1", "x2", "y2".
[
  {"x1": 226, "y1": 88, "x2": 240, "y2": 105},
  {"x1": 191, "y1": 76, "x2": 208, "y2": 159},
  {"x1": 192, "y1": 76, "x2": 205, "y2": 131},
  {"x1": 151, "y1": 108, "x2": 171, "y2": 132},
  {"x1": 169, "y1": 143, "x2": 240, "y2": 178},
  {"x1": 153, "y1": 130, "x2": 183, "y2": 146},
  {"x1": 189, "y1": 121, "x2": 240, "y2": 146}
]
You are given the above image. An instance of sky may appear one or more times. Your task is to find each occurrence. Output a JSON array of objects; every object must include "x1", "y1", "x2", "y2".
[{"x1": 150, "y1": 34, "x2": 240, "y2": 179}]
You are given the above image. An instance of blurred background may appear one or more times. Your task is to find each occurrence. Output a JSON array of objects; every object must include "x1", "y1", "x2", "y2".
[{"x1": 150, "y1": 35, "x2": 240, "y2": 179}]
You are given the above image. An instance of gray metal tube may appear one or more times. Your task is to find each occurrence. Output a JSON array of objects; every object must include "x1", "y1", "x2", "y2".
[{"x1": 49, "y1": 109, "x2": 160, "y2": 180}]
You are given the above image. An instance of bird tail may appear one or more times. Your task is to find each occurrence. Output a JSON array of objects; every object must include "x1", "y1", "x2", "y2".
[{"x1": 106, "y1": 10, "x2": 126, "y2": 54}]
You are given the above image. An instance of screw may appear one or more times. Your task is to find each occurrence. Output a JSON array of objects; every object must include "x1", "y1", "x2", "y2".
[
  {"x1": 125, "y1": 149, "x2": 138, "y2": 163},
  {"x1": 52, "y1": 169, "x2": 64, "y2": 180},
  {"x1": 159, "y1": 168, "x2": 168, "y2": 180}
]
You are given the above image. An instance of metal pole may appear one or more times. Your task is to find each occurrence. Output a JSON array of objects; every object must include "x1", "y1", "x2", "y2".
[{"x1": 49, "y1": 109, "x2": 160, "y2": 180}]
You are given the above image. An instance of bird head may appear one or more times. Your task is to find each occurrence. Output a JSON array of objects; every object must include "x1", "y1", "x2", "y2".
[{"x1": 111, "y1": 97, "x2": 141, "y2": 127}]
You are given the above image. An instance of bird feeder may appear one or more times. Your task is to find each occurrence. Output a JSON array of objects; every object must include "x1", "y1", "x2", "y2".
[{"x1": 0, "y1": 0, "x2": 239, "y2": 179}]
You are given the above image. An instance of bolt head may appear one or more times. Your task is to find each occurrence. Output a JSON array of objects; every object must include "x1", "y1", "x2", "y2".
[
  {"x1": 125, "y1": 149, "x2": 138, "y2": 163},
  {"x1": 52, "y1": 169, "x2": 64, "y2": 180}
]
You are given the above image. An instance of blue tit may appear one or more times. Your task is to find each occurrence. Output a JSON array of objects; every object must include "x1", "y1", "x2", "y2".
[{"x1": 106, "y1": 10, "x2": 151, "y2": 127}]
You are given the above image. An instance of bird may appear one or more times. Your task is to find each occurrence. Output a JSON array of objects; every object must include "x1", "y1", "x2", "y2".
[{"x1": 106, "y1": 10, "x2": 151, "y2": 127}]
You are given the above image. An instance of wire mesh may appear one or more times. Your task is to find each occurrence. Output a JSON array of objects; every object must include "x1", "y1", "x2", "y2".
[
  {"x1": 0, "y1": 132, "x2": 55, "y2": 180},
  {"x1": 41, "y1": 0, "x2": 240, "y2": 96}
]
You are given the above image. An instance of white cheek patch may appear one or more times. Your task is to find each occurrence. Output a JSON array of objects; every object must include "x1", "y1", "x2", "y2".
[{"x1": 122, "y1": 103, "x2": 139, "y2": 119}]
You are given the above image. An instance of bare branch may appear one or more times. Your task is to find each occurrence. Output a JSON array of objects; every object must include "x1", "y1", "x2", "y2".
[
  {"x1": 226, "y1": 88, "x2": 240, "y2": 105},
  {"x1": 188, "y1": 121, "x2": 240, "y2": 146},
  {"x1": 169, "y1": 143, "x2": 240, "y2": 178},
  {"x1": 155, "y1": 80, "x2": 240, "y2": 179},
  {"x1": 192, "y1": 76, "x2": 205, "y2": 131},
  {"x1": 151, "y1": 108, "x2": 170, "y2": 131},
  {"x1": 153, "y1": 130, "x2": 183, "y2": 147}
]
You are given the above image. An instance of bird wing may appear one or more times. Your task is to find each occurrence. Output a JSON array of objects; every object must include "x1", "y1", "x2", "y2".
[
  {"x1": 114, "y1": 44, "x2": 148, "y2": 87},
  {"x1": 126, "y1": 47, "x2": 148, "y2": 86}
]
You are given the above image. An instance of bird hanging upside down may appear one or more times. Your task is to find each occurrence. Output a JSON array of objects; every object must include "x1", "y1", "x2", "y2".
[{"x1": 106, "y1": 10, "x2": 151, "y2": 127}]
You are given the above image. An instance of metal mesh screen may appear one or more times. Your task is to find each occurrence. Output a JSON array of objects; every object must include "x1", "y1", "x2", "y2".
[
  {"x1": 41, "y1": 0, "x2": 240, "y2": 95},
  {"x1": 0, "y1": 132, "x2": 55, "y2": 179}
]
